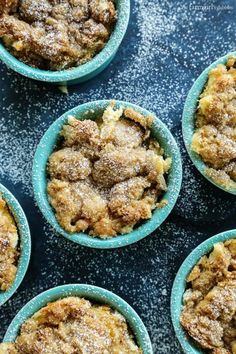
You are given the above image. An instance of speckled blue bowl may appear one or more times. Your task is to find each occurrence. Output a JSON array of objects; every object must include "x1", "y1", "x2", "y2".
[
  {"x1": 32, "y1": 100, "x2": 182, "y2": 249},
  {"x1": 182, "y1": 51, "x2": 236, "y2": 195},
  {"x1": 0, "y1": 0, "x2": 130, "y2": 85},
  {"x1": 2, "y1": 284, "x2": 153, "y2": 353},
  {"x1": 0, "y1": 183, "x2": 31, "y2": 306},
  {"x1": 171, "y1": 229, "x2": 236, "y2": 354}
]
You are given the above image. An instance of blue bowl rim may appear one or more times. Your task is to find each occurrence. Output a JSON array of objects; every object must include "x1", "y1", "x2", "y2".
[
  {"x1": 171, "y1": 229, "x2": 236, "y2": 354},
  {"x1": 32, "y1": 99, "x2": 183, "y2": 249},
  {"x1": 3, "y1": 283, "x2": 153, "y2": 353},
  {"x1": 0, "y1": 183, "x2": 31, "y2": 306},
  {"x1": 0, "y1": 0, "x2": 130, "y2": 82},
  {"x1": 182, "y1": 51, "x2": 236, "y2": 195}
]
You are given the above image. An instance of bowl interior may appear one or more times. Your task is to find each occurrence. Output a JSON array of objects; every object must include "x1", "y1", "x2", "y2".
[
  {"x1": 32, "y1": 100, "x2": 182, "y2": 248},
  {"x1": 0, "y1": 0, "x2": 130, "y2": 83},
  {"x1": 182, "y1": 51, "x2": 236, "y2": 195},
  {"x1": 171, "y1": 229, "x2": 236, "y2": 354},
  {"x1": 3, "y1": 284, "x2": 153, "y2": 353},
  {"x1": 0, "y1": 183, "x2": 31, "y2": 306}
]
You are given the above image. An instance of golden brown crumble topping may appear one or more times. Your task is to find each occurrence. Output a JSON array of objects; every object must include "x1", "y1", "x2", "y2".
[
  {"x1": 0, "y1": 194, "x2": 19, "y2": 291},
  {"x1": 0, "y1": 0, "x2": 116, "y2": 70},
  {"x1": 0, "y1": 296, "x2": 142, "y2": 353},
  {"x1": 181, "y1": 238, "x2": 236, "y2": 354},
  {"x1": 192, "y1": 57, "x2": 236, "y2": 190},
  {"x1": 47, "y1": 103, "x2": 171, "y2": 238}
]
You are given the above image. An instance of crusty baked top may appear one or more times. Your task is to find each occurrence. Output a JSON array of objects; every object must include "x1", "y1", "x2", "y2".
[
  {"x1": 192, "y1": 57, "x2": 236, "y2": 190},
  {"x1": 0, "y1": 0, "x2": 116, "y2": 70},
  {"x1": 47, "y1": 102, "x2": 171, "y2": 238},
  {"x1": 0, "y1": 296, "x2": 142, "y2": 353},
  {"x1": 0, "y1": 194, "x2": 19, "y2": 291},
  {"x1": 181, "y1": 238, "x2": 236, "y2": 354}
]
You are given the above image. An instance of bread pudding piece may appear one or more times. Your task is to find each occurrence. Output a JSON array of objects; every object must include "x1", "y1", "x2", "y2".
[
  {"x1": 0, "y1": 296, "x2": 143, "y2": 354},
  {"x1": 181, "y1": 238, "x2": 236, "y2": 354},
  {"x1": 47, "y1": 103, "x2": 171, "y2": 238},
  {"x1": 0, "y1": 0, "x2": 116, "y2": 70},
  {"x1": 192, "y1": 57, "x2": 236, "y2": 189},
  {"x1": 0, "y1": 194, "x2": 19, "y2": 291}
]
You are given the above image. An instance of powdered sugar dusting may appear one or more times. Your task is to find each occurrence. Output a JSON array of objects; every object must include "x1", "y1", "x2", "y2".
[{"x1": 1, "y1": 0, "x2": 236, "y2": 353}]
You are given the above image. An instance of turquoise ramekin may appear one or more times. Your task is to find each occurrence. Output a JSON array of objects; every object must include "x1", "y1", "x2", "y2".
[
  {"x1": 182, "y1": 51, "x2": 236, "y2": 195},
  {"x1": 0, "y1": 183, "x2": 31, "y2": 306},
  {"x1": 32, "y1": 99, "x2": 182, "y2": 249},
  {"x1": 2, "y1": 283, "x2": 153, "y2": 353},
  {"x1": 171, "y1": 229, "x2": 236, "y2": 354},
  {"x1": 0, "y1": 0, "x2": 130, "y2": 85}
]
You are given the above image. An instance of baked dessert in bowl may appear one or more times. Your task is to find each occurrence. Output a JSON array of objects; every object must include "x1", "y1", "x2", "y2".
[
  {"x1": 182, "y1": 52, "x2": 236, "y2": 195},
  {"x1": 0, "y1": 0, "x2": 130, "y2": 84},
  {"x1": 0, "y1": 183, "x2": 31, "y2": 306},
  {"x1": 171, "y1": 229, "x2": 236, "y2": 354},
  {"x1": 0, "y1": 284, "x2": 153, "y2": 353},
  {"x1": 32, "y1": 100, "x2": 182, "y2": 248}
]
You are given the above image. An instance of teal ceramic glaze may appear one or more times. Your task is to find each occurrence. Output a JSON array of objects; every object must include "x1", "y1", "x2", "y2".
[
  {"x1": 3, "y1": 284, "x2": 153, "y2": 353},
  {"x1": 171, "y1": 229, "x2": 236, "y2": 354},
  {"x1": 32, "y1": 100, "x2": 182, "y2": 249},
  {"x1": 0, "y1": 0, "x2": 130, "y2": 85},
  {"x1": 182, "y1": 51, "x2": 236, "y2": 195},
  {"x1": 0, "y1": 183, "x2": 31, "y2": 306}
]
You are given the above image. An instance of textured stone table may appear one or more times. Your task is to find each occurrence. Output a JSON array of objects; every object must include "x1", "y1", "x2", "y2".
[{"x1": 0, "y1": 0, "x2": 236, "y2": 352}]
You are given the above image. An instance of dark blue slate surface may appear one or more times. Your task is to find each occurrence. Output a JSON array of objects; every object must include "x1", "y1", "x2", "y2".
[{"x1": 0, "y1": 0, "x2": 236, "y2": 352}]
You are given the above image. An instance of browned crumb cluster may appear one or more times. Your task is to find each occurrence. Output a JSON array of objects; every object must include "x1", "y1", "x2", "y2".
[
  {"x1": 0, "y1": 296, "x2": 142, "y2": 353},
  {"x1": 192, "y1": 57, "x2": 236, "y2": 190},
  {"x1": 0, "y1": 194, "x2": 19, "y2": 291},
  {"x1": 0, "y1": 0, "x2": 116, "y2": 70},
  {"x1": 47, "y1": 103, "x2": 171, "y2": 238},
  {"x1": 181, "y1": 238, "x2": 236, "y2": 354}
]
